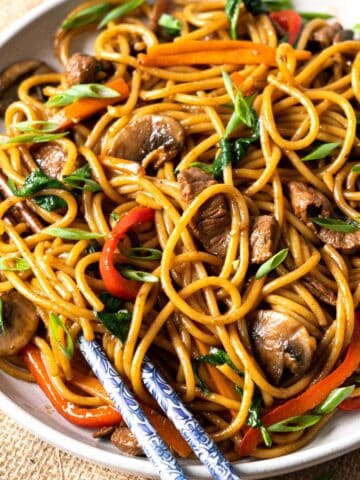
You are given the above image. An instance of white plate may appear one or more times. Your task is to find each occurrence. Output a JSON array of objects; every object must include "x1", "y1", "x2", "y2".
[{"x1": 0, "y1": 1, "x2": 360, "y2": 478}]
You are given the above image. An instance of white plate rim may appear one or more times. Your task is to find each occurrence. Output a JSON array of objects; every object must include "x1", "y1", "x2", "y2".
[{"x1": 0, "y1": 1, "x2": 359, "y2": 478}]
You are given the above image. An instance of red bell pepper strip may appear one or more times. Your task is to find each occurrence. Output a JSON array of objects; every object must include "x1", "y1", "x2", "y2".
[
  {"x1": 99, "y1": 207, "x2": 155, "y2": 301},
  {"x1": 339, "y1": 396, "x2": 360, "y2": 411},
  {"x1": 239, "y1": 314, "x2": 360, "y2": 457},
  {"x1": 23, "y1": 344, "x2": 122, "y2": 428},
  {"x1": 270, "y1": 10, "x2": 302, "y2": 45}
]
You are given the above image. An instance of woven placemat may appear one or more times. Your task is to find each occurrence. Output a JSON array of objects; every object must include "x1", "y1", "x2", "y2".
[
  {"x1": 1, "y1": 410, "x2": 360, "y2": 480},
  {"x1": 0, "y1": 1, "x2": 360, "y2": 479}
]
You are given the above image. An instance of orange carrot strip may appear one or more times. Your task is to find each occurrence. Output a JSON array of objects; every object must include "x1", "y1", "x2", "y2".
[
  {"x1": 230, "y1": 72, "x2": 257, "y2": 96},
  {"x1": 147, "y1": 40, "x2": 278, "y2": 55},
  {"x1": 195, "y1": 340, "x2": 240, "y2": 406},
  {"x1": 50, "y1": 78, "x2": 129, "y2": 131},
  {"x1": 146, "y1": 40, "x2": 312, "y2": 61},
  {"x1": 139, "y1": 50, "x2": 278, "y2": 67},
  {"x1": 71, "y1": 373, "x2": 192, "y2": 458},
  {"x1": 231, "y1": 72, "x2": 245, "y2": 88},
  {"x1": 141, "y1": 404, "x2": 192, "y2": 458}
]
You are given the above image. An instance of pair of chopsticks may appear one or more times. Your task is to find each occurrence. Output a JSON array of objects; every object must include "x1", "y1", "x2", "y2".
[{"x1": 79, "y1": 336, "x2": 241, "y2": 480}]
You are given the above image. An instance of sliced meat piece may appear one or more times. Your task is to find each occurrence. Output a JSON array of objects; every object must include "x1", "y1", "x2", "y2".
[
  {"x1": 178, "y1": 167, "x2": 230, "y2": 257},
  {"x1": 111, "y1": 426, "x2": 143, "y2": 456},
  {"x1": 0, "y1": 291, "x2": 39, "y2": 356},
  {"x1": 249, "y1": 310, "x2": 316, "y2": 384},
  {"x1": 107, "y1": 114, "x2": 185, "y2": 169},
  {"x1": 32, "y1": 143, "x2": 67, "y2": 180},
  {"x1": 289, "y1": 182, "x2": 360, "y2": 254},
  {"x1": 288, "y1": 181, "x2": 332, "y2": 231},
  {"x1": 250, "y1": 215, "x2": 278, "y2": 264},
  {"x1": 317, "y1": 228, "x2": 360, "y2": 254},
  {"x1": 65, "y1": 53, "x2": 97, "y2": 86},
  {"x1": 310, "y1": 22, "x2": 352, "y2": 48},
  {"x1": 93, "y1": 426, "x2": 116, "y2": 439},
  {"x1": 303, "y1": 276, "x2": 337, "y2": 306}
]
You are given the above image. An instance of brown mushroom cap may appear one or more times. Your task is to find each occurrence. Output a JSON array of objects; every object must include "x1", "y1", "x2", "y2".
[
  {"x1": 107, "y1": 114, "x2": 185, "y2": 169},
  {"x1": 0, "y1": 291, "x2": 39, "y2": 356},
  {"x1": 249, "y1": 310, "x2": 316, "y2": 384}
]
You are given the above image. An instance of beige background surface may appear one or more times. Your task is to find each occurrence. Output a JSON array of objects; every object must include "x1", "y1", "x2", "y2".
[{"x1": 0, "y1": 1, "x2": 359, "y2": 479}]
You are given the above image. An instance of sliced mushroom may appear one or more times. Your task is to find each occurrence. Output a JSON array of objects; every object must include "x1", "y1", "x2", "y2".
[
  {"x1": 0, "y1": 291, "x2": 39, "y2": 357},
  {"x1": 0, "y1": 60, "x2": 52, "y2": 116},
  {"x1": 107, "y1": 114, "x2": 185, "y2": 169},
  {"x1": 249, "y1": 310, "x2": 316, "y2": 384}
]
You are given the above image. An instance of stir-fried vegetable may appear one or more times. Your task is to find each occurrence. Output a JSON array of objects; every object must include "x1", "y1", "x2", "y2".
[
  {"x1": 100, "y1": 207, "x2": 155, "y2": 300},
  {"x1": 270, "y1": 10, "x2": 302, "y2": 45},
  {"x1": 23, "y1": 344, "x2": 123, "y2": 427},
  {"x1": 49, "y1": 78, "x2": 129, "y2": 130},
  {"x1": 255, "y1": 248, "x2": 289, "y2": 279},
  {"x1": 239, "y1": 314, "x2": 360, "y2": 456}
]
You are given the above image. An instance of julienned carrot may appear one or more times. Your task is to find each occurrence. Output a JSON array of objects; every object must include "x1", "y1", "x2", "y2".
[
  {"x1": 71, "y1": 372, "x2": 192, "y2": 457},
  {"x1": 50, "y1": 78, "x2": 129, "y2": 130},
  {"x1": 140, "y1": 50, "x2": 278, "y2": 67},
  {"x1": 148, "y1": 40, "x2": 278, "y2": 55},
  {"x1": 139, "y1": 48, "x2": 311, "y2": 68},
  {"x1": 146, "y1": 40, "x2": 312, "y2": 60}
]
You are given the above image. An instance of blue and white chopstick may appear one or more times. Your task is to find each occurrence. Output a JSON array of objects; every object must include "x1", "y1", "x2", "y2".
[
  {"x1": 142, "y1": 359, "x2": 240, "y2": 480},
  {"x1": 78, "y1": 336, "x2": 186, "y2": 480}
]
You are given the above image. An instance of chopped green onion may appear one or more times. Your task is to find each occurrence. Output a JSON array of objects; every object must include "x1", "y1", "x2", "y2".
[
  {"x1": 43, "y1": 227, "x2": 106, "y2": 240},
  {"x1": 99, "y1": 0, "x2": 145, "y2": 29},
  {"x1": 12, "y1": 120, "x2": 60, "y2": 133},
  {"x1": 46, "y1": 83, "x2": 120, "y2": 108},
  {"x1": 110, "y1": 212, "x2": 120, "y2": 223},
  {"x1": 225, "y1": 0, "x2": 242, "y2": 40},
  {"x1": 189, "y1": 162, "x2": 214, "y2": 175},
  {"x1": 314, "y1": 385, "x2": 355, "y2": 415},
  {"x1": 311, "y1": 217, "x2": 359, "y2": 233},
  {"x1": 299, "y1": 12, "x2": 333, "y2": 20},
  {"x1": 0, "y1": 257, "x2": 30, "y2": 271},
  {"x1": 120, "y1": 266, "x2": 159, "y2": 283},
  {"x1": 1, "y1": 133, "x2": 68, "y2": 145},
  {"x1": 62, "y1": 2, "x2": 111, "y2": 29},
  {"x1": 351, "y1": 164, "x2": 360, "y2": 173},
  {"x1": 255, "y1": 248, "x2": 289, "y2": 280},
  {"x1": 123, "y1": 247, "x2": 162, "y2": 261},
  {"x1": 63, "y1": 164, "x2": 101, "y2": 192},
  {"x1": 49, "y1": 313, "x2": 74, "y2": 359},
  {"x1": 353, "y1": 24, "x2": 360, "y2": 38},
  {"x1": 261, "y1": 426, "x2": 273, "y2": 447},
  {"x1": 302, "y1": 142, "x2": 341, "y2": 161},
  {"x1": 268, "y1": 414, "x2": 322, "y2": 432},
  {"x1": 158, "y1": 13, "x2": 182, "y2": 37}
]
